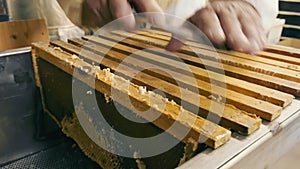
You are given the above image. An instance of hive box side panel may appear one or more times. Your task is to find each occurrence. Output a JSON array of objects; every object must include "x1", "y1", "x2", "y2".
[{"x1": 0, "y1": 19, "x2": 49, "y2": 52}]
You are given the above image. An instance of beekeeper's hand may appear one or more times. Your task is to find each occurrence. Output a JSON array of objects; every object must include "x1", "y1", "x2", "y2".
[
  {"x1": 167, "y1": 0, "x2": 266, "y2": 54},
  {"x1": 86, "y1": 0, "x2": 164, "y2": 28}
]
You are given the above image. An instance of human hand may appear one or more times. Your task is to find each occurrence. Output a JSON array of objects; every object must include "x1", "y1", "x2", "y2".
[
  {"x1": 167, "y1": 0, "x2": 267, "y2": 54},
  {"x1": 86, "y1": 0, "x2": 164, "y2": 28}
]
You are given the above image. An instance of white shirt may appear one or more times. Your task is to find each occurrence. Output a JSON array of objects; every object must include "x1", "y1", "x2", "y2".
[{"x1": 157, "y1": 0, "x2": 279, "y2": 34}]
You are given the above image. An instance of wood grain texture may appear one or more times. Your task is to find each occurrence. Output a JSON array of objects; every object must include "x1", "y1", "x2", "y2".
[
  {"x1": 72, "y1": 36, "x2": 282, "y2": 121},
  {"x1": 32, "y1": 41, "x2": 232, "y2": 149},
  {"x1": 136, "y1": 30, "x2": 300, "y2": 72},
  {"x1": 0, "y1": 19, "x2": 49, "y2": 52},
  {"x1": 266, "y1": 44, "x2": 300, "y2": 58},
  {"x1": 112, "y1": 30, "x2": 300, "y2": 83},
  {"x1": 78, "y1": 35, "x2": 294, "y2": 108},
  {"x1": 51, "y1": 40, "x2": 262, "y2": 134},
  {"x1": 109, "y1": 31, "x2": 300, "y2": 97},
  {"x1": 140, "y1": 29, "x2": 300, "y2": 64}
]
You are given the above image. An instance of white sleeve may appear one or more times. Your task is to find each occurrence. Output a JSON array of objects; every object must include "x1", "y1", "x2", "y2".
[
  {"x1": 157, "y1": 0, "x2": 206, "y2": 20},
  {"x1": 245, "y1": 0, "x2": 279, "y2": 33},
  {"x1": 157, "y1": 0, "x2": 278, "y2": 32},
  {"x1": 8, "y1": 0, "x2": 84, "y2": 42},
  {"x1": 156, "y1": 0, "x2": 206, "y2": 27}
]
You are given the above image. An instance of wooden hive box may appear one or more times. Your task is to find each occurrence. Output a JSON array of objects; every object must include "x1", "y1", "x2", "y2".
[{"x1": 31, "y1": 29, "x2": 300, "y2": 169}]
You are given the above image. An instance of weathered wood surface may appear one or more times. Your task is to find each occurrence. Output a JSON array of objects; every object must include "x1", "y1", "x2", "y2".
[
  {"x1": 70, "y1": 36, "x2": 282, "y2": 121},
  {"x1": 135, "y1": 30, "x2": 300, "y2": 72},
  {"x1": 112, "y1": 30, "x2": 300, "y2": 84},
  {"x1": 109, "y1": 31, "x2": 300, "y2": 97},
  {"x1": 78, "y1": 35, "x2": 294, "y2": 109},
  {"x1": 51, "y1": 40, "x2": 262, "y2": 134},
  {"x1": 265, "y1": 45, "x2": 300, "y2": 58},
  {"x1": 32, "y1": 42, "x2": 232, "y2": 149},
  {"x1": 32, "y1": 29, "x2": 300, "y2": 149},
  {"x1": 140, "y1": 29, "x2": 300, "y2": 59},
  {"x1": 0, "y1": 19, "x2": 49, "y2": 52}
]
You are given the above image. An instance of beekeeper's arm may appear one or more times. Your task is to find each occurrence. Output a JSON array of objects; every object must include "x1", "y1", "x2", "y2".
[
  {"x1": 86, "y1": 0, "x2": 278, "y2": 54},
  {"x1": 86, "y1": 0, "x2": 164, "y2": 28},
  {"x1": 165, "y1": 0, "x2": 279, "y2": 54}
]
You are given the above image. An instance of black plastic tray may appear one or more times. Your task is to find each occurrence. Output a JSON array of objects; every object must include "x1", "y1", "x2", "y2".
[{"x1": 0, "y1": 14, "x2": 8, "y2": 22}]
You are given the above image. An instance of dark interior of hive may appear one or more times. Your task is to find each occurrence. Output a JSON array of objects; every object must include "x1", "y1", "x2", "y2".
[
  {"x1": 33, "y1": 34, "x2": 210, "y2": 169},
  {"x1": 31, "y1": 29, "x2": 298, "y2": 169},
  {"x1": 37, "y1": 58, "x2": 204, "y2": 169}
]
